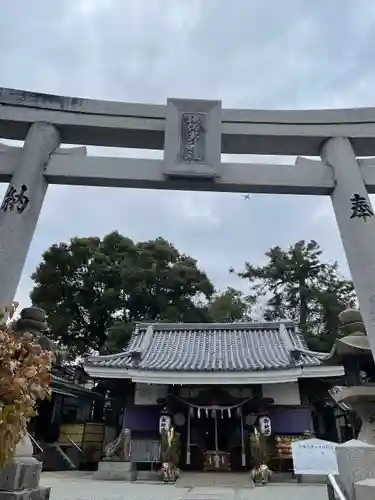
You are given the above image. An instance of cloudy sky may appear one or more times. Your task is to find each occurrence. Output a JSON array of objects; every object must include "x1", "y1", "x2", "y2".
[{"x1": 1, "y1": 0, "x2": 375, "y2": 309}]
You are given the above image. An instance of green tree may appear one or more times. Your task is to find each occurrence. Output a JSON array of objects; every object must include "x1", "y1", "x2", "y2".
[
  {"x1": 206, "y1": 287, "x2": 255, "y2": 323},
  {"x1": 307, "y1": 274, "x2": 356, "y2": 351},
  {"x1": 232, "y1": 240, "x2": 356, "y2": 350},
  {"x1": 30, "y1": 232, "x2": 214, "y2": 356}
]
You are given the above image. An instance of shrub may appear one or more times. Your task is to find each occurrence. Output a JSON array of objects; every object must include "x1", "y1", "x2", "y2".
[{"x1": 0, "y1": 321, "x2": 54, "y2": 468}]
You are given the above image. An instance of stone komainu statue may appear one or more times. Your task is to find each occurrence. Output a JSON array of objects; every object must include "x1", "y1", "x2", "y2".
[{"x1": 104, "y1": 428, "x2": 132, "y2": 461}]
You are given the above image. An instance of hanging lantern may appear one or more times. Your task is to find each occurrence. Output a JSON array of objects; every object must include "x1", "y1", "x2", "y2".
[
  {"x1": 173, "y1": 413, "x2": 186, "y2": 427},
  {"x1": 221, "y1": 409, "x2": 224, "y2": 419},
  {"x1": 197, "y1": 408, "x2": 201, "y2": 419},
  {"x1": 159, "y1": 407, "x2": 172, "y2": 434},
  {"x1": 228, "y1": 408, "x2": 231, "y2": 418},
  {"x1": 205, "y1": 408, "x2": 208, "y2": 418},
  {"x1": 258, "y1": 415, "x2": 272, "y2": 436}
]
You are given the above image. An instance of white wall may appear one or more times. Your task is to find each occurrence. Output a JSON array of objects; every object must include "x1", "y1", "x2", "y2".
[
  {"x1": 262, "y1": 382, "x2": 301, "y2": 405},
  {"x1": 134, "y1": 383, "x2": 168, "y2": 405}
]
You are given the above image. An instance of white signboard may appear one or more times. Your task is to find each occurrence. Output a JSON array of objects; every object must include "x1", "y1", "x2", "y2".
[{"x1": 291, "y1": 438, "x2": 338, "y2": 475}]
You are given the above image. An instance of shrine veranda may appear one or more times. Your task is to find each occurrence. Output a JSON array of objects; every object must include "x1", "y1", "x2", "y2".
[{"x1": 2, "y1": 88, "x2": 375, "y2": 470}]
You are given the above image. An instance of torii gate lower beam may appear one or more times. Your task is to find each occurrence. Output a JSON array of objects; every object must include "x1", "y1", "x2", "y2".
[{"x1": 2, "y1": 146, "x2": 375, "y2": 195}]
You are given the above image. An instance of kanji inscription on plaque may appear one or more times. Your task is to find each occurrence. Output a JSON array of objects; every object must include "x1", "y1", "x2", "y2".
[{"x1": 179, "y1": 113, "x2": 206, "y2": 163}]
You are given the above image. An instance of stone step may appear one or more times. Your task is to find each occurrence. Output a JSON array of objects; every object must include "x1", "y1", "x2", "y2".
[
  {"x1": 136, "y1": 470, "x2": 160, "y2": 482},
  {"x1": 184, "y1": 487, "x2": 236, "y2": 500},
  {"x1": 176, "y1": 472, "x2": 254, "y2": 488},
  {"x1": 38, "y1": 443, "x2": 76, "y2": 471}
]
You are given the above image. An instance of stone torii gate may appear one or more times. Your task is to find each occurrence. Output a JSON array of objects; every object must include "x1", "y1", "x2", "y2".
[{"x1": 2, "y1": 88, "x2": 375, "y2": 357}]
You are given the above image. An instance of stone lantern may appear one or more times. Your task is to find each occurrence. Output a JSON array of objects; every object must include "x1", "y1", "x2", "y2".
[
  {"x1": 288, "y1": 306, "x2": 375, "y2": 445},
  {"x1": 330, "y1": 308, "x2": 375, "y2": 445}
]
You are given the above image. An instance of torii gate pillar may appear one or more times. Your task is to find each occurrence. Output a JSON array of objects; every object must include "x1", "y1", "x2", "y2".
[
  {"x1": 0, "y1": 122, "x2": 60, "y2": 307},
  {"x1": 321, "y1": 137, "x2": 375, "y2": 357}
]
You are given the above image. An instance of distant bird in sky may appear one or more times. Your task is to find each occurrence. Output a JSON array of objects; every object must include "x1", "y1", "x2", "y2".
[{"x1": 242, "y1": 194, "x2": 251, "y2": 200}]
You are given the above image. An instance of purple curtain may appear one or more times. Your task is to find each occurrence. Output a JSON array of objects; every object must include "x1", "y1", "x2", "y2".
[
  {"x1": 125, "y1": 404, "x2": 313, "y2": 435},
  {"x1": 268, "y1": 406, "x2": 313, "y2": 434},
  {"x1": 124, "y1": 405, "x2": 160, "y2": 431}
]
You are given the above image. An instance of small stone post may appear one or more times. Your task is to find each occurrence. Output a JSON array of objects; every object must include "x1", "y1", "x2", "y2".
[{"x1": 355, "y1": 478, "x2": 375, "y2": 500}]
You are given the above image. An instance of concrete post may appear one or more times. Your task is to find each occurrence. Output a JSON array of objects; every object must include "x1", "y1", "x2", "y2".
[
  {"x1": 335, "y1": 440, "x2": 375, "y2": 500},
  {"x1": 355, "y1": 478, "x2": 375, "y2": 500},
  {"x1": 321, "y1": 137, "x2": 375, "y2": 360},
  {"x1": 0, "y1": 122, "x2": 60, "y2": 306}
]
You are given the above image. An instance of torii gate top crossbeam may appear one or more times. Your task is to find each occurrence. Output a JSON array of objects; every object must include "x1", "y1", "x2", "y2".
[{"x1": 2, "y1": 87, "x2": 375, "y2": 156}]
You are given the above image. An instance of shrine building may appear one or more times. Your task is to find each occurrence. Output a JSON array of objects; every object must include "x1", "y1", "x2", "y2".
[{"x1": 84, "y1": 320, "x2": 344, "y2": 472}]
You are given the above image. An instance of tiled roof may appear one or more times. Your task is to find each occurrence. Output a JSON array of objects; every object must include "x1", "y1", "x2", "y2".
[
  {"x1": 85, "y1": 321, "x2": 320, "y2": 372},
  {"x1": 51, "y1": 374, "x2": 99, "y2": 397}
]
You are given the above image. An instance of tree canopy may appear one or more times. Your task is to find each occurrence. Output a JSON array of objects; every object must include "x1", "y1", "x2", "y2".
[
  {"x1": 205, "y1": 287, "x2": 255, "y2": 323},
  {"x1": 231, "y1": 240, "x2": 356, "y2": 351},
  {"x1": 30, "y1": 232, "x2": 215, "y2": 356},
  {"x1": 31, "y1": 234, "x2": 356, "y2": 356}
]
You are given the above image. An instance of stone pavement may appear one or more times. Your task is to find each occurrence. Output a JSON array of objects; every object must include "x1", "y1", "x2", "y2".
[{"x1": 41, "y1": 471, "x2": 329, "y2": 500}]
